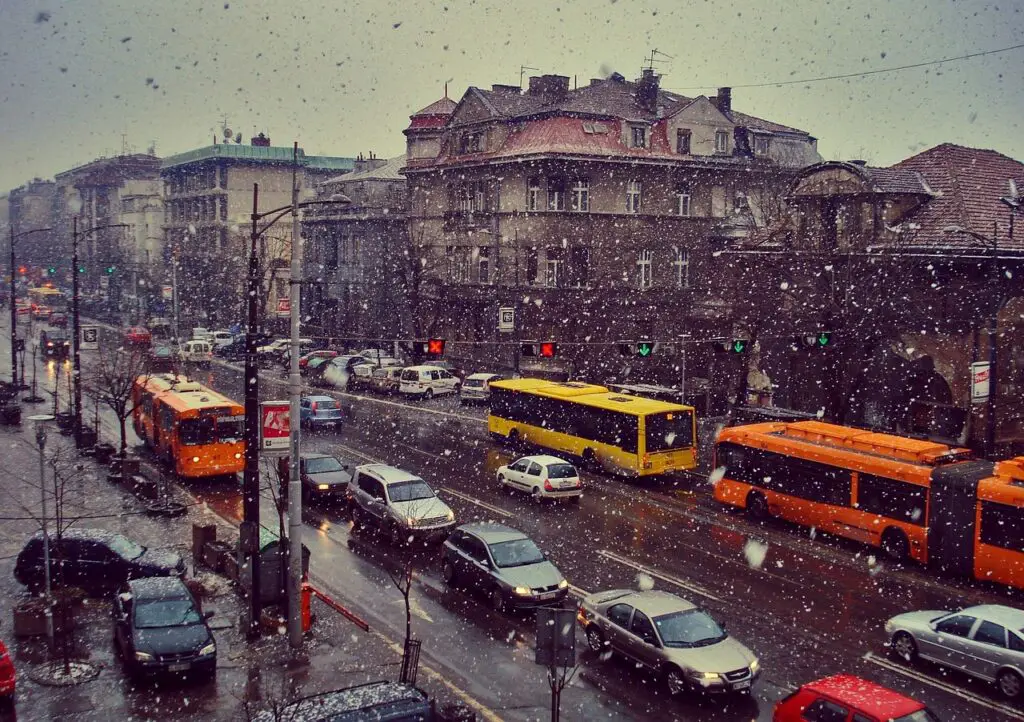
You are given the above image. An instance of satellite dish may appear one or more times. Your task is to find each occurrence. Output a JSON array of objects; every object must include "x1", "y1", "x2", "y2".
[
  {"x1": 223, "y1": 127, "x2": 233, "y2": 139},
  {"x1": 234, "y1": 132, "x2": 242, "y2": 144}
]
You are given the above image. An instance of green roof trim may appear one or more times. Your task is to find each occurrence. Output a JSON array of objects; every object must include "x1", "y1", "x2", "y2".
[{"x1": 161, "y1": 144, "x2": 354, "y2": 171}]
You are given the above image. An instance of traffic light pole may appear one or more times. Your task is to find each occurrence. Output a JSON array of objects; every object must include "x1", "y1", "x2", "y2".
[
  {"x1": 9, "y1": 226, "x2": 17, "y2": 387},
  {"x1": 242, "y1": 184, "x2": 263, "y2": 639},
  {"x1": 71, "y1": 218, "x2": 83, "y2": 445},
  {"x1": 287, "y1": 144, "x2": 305, "y2": 648}
]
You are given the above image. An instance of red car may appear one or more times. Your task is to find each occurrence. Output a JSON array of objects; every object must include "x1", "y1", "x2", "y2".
[
  {"x1": 299, "y1": 350, "x2": 338, "y2": 370},
  {"x1": 124, "y1": 326, "x2": 152, "y2": 347},
  {"x1": 774, "y1": 675, "x2": 939, "y2": 722},
  {"x1": 0, "y1": 640, "x2": 15, "y2": 700}
]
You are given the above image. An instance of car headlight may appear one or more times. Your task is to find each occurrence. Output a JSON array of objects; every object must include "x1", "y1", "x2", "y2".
[
  {"x1": 445, "y1": 509, "x2": 455, "y2": 522},
  {"x1": 749, "y1": 659, "x2": 760, "y2": 674},
  {"x1": 318, "y1": 484, "x2": 330, "y2": 491},
  {"x1": 192, "y1": 456, "x2": 200, "y2": 463},
  {"x1": 135, "y1": 651, "x2": 153, "y2": 662},
  {"x1": 691, "y1": 671, "x2": 721, "y2": 680},
  {"x1": 558, "y1": 579, "x2": 569, "y2": 589},
  {"x1": 234, "y1": 452, "x2": 242, "y2": 459},
  {"x1": 199, "y1": 642, "x2": 216, "y2": 657},
  {"x1": 513, "y1": 586, "x2": 531, "y2": 596}
]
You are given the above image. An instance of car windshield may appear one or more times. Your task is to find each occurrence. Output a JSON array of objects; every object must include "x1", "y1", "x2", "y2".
[
  {"x1": 464, "y1": 378, "x2": 484, "y2": 387},
  {"x1": 108, "y1": 535, "x2": 145, "y2": 561},
  {"x1": 488, "y1": 538, "x2": 545, "y2": 568},
  {"x1": 387, "y1": 480, "x2": 434, "y2": 502},
  {"x1": 305, "y1": 457, "x2": 344, "y2": 473},
  {"x1": 547, "y1": 463, "x2": 577, "y2": 479},
  {"x1": 894, "y1": 711, "x2": 941, "y2": 722},
  {"x1": 134, "y1": 599, "x2": 201, "y2": 629},
  {"x1": 653, "y1": 609, "x2": 727, "y2": 648}
]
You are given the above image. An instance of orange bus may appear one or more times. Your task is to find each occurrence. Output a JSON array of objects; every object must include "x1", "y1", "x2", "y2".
[
  {"x1": 132, "y1": 373, "x2": 245, "y2": 478},
  {"x1": 713, "y1": 421, "x2": 1022, "y2": 591}
]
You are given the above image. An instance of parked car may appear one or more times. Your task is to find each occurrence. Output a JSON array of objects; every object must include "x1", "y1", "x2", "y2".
[
  {"x1": 885, "y1": 604, "x2": 1024, "y2": 699},
  {"x1": 358, "y1": 348, "x2": 393, "y2": 361},
  {"x1": 349, "y1": 363, "x2": 379, "y2": 391},
  {"x1": 348, "y1": 464, "x2": 455, "y2": 544},
  {"x1": 441, "y1": 523, "x2": 568, "y2": 612},
  {"x1": 300, "y1": 452, "x2": 354, "y2": 500},
  {"x1": 14, "y1": 528, "x2": 185, "y2": 594},
  {"x1": 0, "y1": 640, "x2": 15, "y2": 702},
  {"x1": 322, "y1": 355, "x2": 370, "y2": 390},
  {"x1": 299, "y1": 349, "x2": 338, "y2": 372},
  {"x1": 399, "y1": 365, "x2": 461, "y2": 399},
  {"x1": 113, "y1": 577, "x2": 216, "y2": 681},
  {"x1": 773, "y1": 675, "x2": 940, "y2": 721},
  {"x1": 299, "y1": 395, "x2": 343, "y2": 430},
  {"x1": 214, "y1": 338, "x2": 247, "y2": 361},
  {"x1": 577, "y1": 588, "x2": 760, "y2": 696},
  {"x1": 497, "y1": 455, "x2": 583, "y2": 501},
  {"x1": 124, "y1": 326, "x2": 152, "y2": 347},
  {"x1": 460, "y1": 372, "x2": 505, "y2": 404},
  {"x1": 39, "y1": 329, "x2": 71, "y2": 360},
  {"x1": 32, "y1": 305, "x2": 53, "y2": 320},
  {"x1": 304, "y1": 355, "x2": 335, "y2": 383},
  {"x1": 278, "y1": 339, "x2": 318, "y2": 366},
  {"x1": 210, "y1": 330, "x2": 235, "y2": 349},
  {"x1": 146, "y1": 345, "x2": 176, "y2": 374},
  {"x1": 48, "y1": 311, "x2": 68, "y2": 328},
  {"x1": 251, "y1": 681, "x2": 432, "y2": 722},
  {"x1": 179, "y1": 339, "x2": 213, "y2": 365},
  {"x1": 371, "y1": 366, "x2": 404, "y2": 394},
  {"x1": 256, "y1": 338, "x2": 289, "y2": 356}
]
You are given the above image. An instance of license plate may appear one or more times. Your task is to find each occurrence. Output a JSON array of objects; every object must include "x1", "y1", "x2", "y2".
[
  {"x1": 538, "y1": 591, "x2": 559, "y2": 600},
  {"x1": 733, "y1": 680, "x2": 750, "y2": 690},
  {"x1": 168, "y1": 663, "x2": 190, "y2": 672}
]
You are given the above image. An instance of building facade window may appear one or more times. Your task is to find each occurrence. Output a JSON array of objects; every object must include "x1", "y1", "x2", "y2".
[
  {"x1": 711, "y1": 185, "x2": 727, "y2": 218},
  {"x1": 545, "y1": 248, "x2": 564, "y2": 288},
  {"x1": 568, "y1": 246, "x2": 590, "y2": 287},
  {"x1": 473, "y1": 181, "x2": 486, "y2": 212},
  {"x1": 631, "y1": 125, "x2": 647, "y2": 148},
  {"x1": 672, "y1": 248, "x2": 690, "y2": 288},
  {"x1": 459, "y1": 131, "x2": 484, "y2": 154},
  {"x1": 626, "y1": 180, "x2": 642, "y2": 214},
  {"x1": 570, "y1": 178, "x2": 589, "y2": 212},
  {"x1": 754, "y1": 135, "x2": 770, "y2": 156},
  {"x1": 715, "y1": 130, "x2": 730, "y2": 154},
  {"x1": 547, "y1": 177, "x2": 565, "y2": 211},
  {"x1": 637, "y1": 250, "x2": 653, "y2": 289},
  {"x1": 325, "y1": 235, "x2": 339, "y2": 270},
  {"x1": 478, "y1": 246, "x2": 490, "y2": 284},
  {"x1": 219, "y1": 196, "x2": 228, "y2": 221},
  {"x1": 676, "y1": 184, "x2": 692, "y2": 217},
  {"x1": 734, "y1": 191, "x2": 749, "y2": 213},
  {"x1": 526, "y1": 247, "x2": 539, "y2": 285},
  {"x1": 527, "y1": 177, "x2": 540, "y2": 211},
  {"x1": 676, "y1": 129, "x2": 691, "y2": 155}
]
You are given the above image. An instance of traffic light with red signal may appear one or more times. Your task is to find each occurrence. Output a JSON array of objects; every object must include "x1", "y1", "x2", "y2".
[
  {"x1": 521, "y1": 341, "x2": 558, "y2": 358},
  {"x1": 413, "y1": 338, "x2": 446, "y2": 357}
]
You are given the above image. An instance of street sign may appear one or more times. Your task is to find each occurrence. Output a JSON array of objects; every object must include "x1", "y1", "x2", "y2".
[
  {"x1": 162, "y1": 285, "x2": 173, "y2": 301},
  {"x1": 260, "y1": 401, "x2": 290, "y2": 453},
  {"x1": 80, "y1": 326, "x2": 99, "y2": 351},
  {"x1": 535, "y1": 607, "x2": 576, "y2": 668},
  {"x1": 498, "y1": 307, "x2": 514, "y2": 333},
  {"x1": 276, "y1": 298, "x2": 290, "y2": 317},
  {"x1": 970, "y1": 362, "x2": 991, "y2": 404}
]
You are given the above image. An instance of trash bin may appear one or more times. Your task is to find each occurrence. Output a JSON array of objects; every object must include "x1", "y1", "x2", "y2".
[
  {"x1": 433, "y1": 701, "x2": 476, "y2": 722},
  {"x1": 243, "y1": 527, "x2": 310, "y2": 605}
]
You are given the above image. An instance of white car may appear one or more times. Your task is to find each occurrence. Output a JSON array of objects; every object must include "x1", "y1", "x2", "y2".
[
  {"x1": 179, "y1": 339, "x2": 213, "y2": 365},
  {"x1": 497, "y1": 455, "x2": 583, "y2": 501},
  {"x1": 399, "y1": 365, "x2": 460, "y2": 399},
  {"x1": 191, "y1": 327, "x2": 213, "y2": 343},
  {"x1": 211, "y1": 330, "x2": 235, "y2": 349},
  {"x1": 460, "y1": 372, "x2": 505, "y2": 404},
  {"x1": 257, "y1": 338, "x2": 290, "y2": 355},
  {"x1": 358, "y1": 348, "x2": 393, "y2": 361}
]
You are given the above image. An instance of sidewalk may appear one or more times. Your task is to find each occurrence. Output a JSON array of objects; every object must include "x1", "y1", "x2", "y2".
[{"x1": 0, "y1": 419, "x2": 477, "y2": 721}]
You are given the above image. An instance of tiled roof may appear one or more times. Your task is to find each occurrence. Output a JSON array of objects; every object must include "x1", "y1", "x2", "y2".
[
  {"x1": 320, "y1": 155, "x2": 405, "y2": 185},
  {"x1": 889, "y1": 143, "x2": 1024, "y2": 252},
  {"x1": 861, "y1": 166, "x2": 931, "y2": 195},
  {"x1": 411, "y1": 97, "x2": 457, "y2": 117}
]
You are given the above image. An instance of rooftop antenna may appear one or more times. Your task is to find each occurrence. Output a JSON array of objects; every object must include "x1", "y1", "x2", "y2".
[
  {"x1": 643, "y1": 49, "x2": 674, "y2": 76},
  {"x1": 519, "y1": 65, "x2": 540, "y2": 89}
]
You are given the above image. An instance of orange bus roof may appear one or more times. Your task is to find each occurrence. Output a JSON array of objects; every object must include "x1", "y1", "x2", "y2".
[
  {"x1": 136, "y1": 373, "x2": 242, "y2": 415},
  {"x1": 978, "y1": 457, "x2": 1024, "y2": 505},
  {"x1": 720, "y1": 420, "x2": 973, "y2": 467}
]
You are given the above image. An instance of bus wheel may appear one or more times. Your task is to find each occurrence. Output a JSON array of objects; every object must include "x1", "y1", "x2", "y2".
[
  {"x1": 997, "y1": 669, "x2": 1022, "y2": 700},
  {"x1": 746, "y1": 491, "x2": 769, "y2": 521},
  {"x1": 581, "y1": 448, "x2": 598, "y2": 471},
  {"x1": 507, "y1": 429, "x2": 520, "y2": 448},
  {"x1": 881, "y1": 528, "x2": 909, "y2": 562}
]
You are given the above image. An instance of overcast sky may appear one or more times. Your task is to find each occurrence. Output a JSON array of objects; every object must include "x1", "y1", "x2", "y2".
[{"x1": 1, "y1": 0, "x2": 1021, "y2": 191}]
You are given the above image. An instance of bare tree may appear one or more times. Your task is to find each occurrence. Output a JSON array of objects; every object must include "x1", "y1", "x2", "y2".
[{"x1": 88, "y1": 346, "x2": 150, "y2": 460}]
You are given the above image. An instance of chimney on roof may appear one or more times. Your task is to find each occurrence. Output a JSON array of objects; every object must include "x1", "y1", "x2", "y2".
[
  {"x1": 715, "y1": 87, "x2": 732, "y2": 115},
  {"x1": 251, "y1": 132, "x2": 271, "y2": 147},
  {"x1": 527, "y1": 74, "x2": 570, "y2": 101},
  {"x1": 637, "y1": 68, "x2": 660, "y2": 113},
  {"x1": 491, "y1": 84, "x2": 520, "y2": 94}
]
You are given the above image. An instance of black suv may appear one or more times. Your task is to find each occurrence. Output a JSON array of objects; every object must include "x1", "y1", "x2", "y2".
[
  {"x1": 39, "y1": 329, "x2": 70, "y2": 360},
  {"x1": 114, "y1": 577, "x2": 217, "y2": 681},
  {"x1": 14, "y1": 528, "x2": 185, "y2": 594}
]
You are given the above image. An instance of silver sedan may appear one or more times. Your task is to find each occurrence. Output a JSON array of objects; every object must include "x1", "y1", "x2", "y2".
[
  {"x1": 577, "y1": 589, "x2": 760, "y2": 696},
  {"x1": 885, "y1": 603, "x2": 1024, "y2": 699}
]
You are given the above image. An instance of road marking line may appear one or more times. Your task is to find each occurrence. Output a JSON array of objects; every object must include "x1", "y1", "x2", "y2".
[
  {"x1": 863, "y1": 652, "x2": 1024, "y2": 720},
  {"x1": 439, "y1": 488, "x2": 513, "y2": 519},
  {"x1": 596, "y1": 549, "x2": 722, "y2": 603},
  {"x1": 331, "y1": 442, "x2": 384, "y2": 465},
  {"x1": 396, "y1": 441, "x2": 445, "y2": 460}
]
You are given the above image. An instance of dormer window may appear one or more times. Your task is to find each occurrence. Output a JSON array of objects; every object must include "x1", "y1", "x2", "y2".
[
  {"x1": 754, "y1": 135, "x2": 770, "y2": 156},
  {"x1": 715, "y1": 130, "x2": 729, "y2": 154},
  {"x1": 459, "y1": 131, "x2": 484, "y2": 154},
  {"x1": 631, "y1": 125, "x2": 647, "y2": 149}
]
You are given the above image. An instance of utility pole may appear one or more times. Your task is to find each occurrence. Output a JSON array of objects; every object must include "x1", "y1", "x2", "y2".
[
  {"x1": 287, "y1": 142, "x2": 304, "y2": 648},
  {"x1": 71, "y1": 218, "x2": 83, "y2": 446},
  {"x1": 985, "y1": 226, "x2": 999, "y2": 458},
  {"x1": 9, "y1": 226, "x2": 17, "y2": 386},
  {"x1": 241, "y1": 183, "x2": 262, "y2": 639}
]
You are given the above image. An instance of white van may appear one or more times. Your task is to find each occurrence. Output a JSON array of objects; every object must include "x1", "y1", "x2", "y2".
[
  {"x1": 191, "y1": 327, "x2": 213, "y2": 343},
  {"x1": 179, "y1": 340, "x2": 213, "y2": 365},
  {"x1": 399, "y1": 365, "x2": 460, "y2": 399},
  {"x1": 211, "y1": 330, "x2": 235, "y2": 349}
]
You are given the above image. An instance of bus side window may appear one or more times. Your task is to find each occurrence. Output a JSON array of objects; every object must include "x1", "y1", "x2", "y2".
[
  {"x1": 979, "y1": 501, "x2": 1024, "y2": 551},
  {"x1": 857, "y1": 474, "x2": 927, "y2": 525}
]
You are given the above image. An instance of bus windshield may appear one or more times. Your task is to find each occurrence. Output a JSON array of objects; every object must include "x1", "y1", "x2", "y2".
[
  {"x1": 645, "y1": 410, "x2": 695, "y2": 452},
  {"x1": 179, "y1": 417, "x2": 216, "y2": 446}
]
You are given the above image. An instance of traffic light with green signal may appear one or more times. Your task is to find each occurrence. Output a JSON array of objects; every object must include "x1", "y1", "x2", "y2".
[
  {"x1": 78, "y1": 265, "x2": 86, "y2": 274},
  {"x1": 104, "y1": 265, "x2": 116, "y2": 275},
  {"x1": 617, "y1": 340, "x2": 658, "y2": 357},
  {"x1": 47, "y1": 266, "x2": 57, "y2": 276},
  {"x1": 717, "y1": 338, "x2": 749, "y2": 353},
  {"x1": 800, "y1": 331, "x2": 833, "y2": 349}
]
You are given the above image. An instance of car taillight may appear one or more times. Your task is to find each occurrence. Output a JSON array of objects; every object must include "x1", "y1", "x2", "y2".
[
  {"x1": 544, "y1": 479, "x2": 554, "y2": 492},
  {"x1": 311, "y1": 401, "x2": 318, "y2": 411}
]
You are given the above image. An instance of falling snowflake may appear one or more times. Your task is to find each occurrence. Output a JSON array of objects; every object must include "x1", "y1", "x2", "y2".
[{"x1": 743, "y1": 539, "x2": 768, "y2": 569}]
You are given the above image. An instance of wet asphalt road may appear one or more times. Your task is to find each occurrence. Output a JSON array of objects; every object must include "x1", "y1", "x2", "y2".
[{"x1": 15, "y1": 322, "x2": 1024, "y2": 722}]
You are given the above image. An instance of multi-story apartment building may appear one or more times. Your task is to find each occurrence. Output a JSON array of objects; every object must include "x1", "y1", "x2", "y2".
[
  {"x1": 7, "y1": 179, "x2": 59, "y2": 273},
  {"x1": 160, "y1": 134, "x2": 354, "y2": 328},
  {"x1": 52, "y1": 153, "x2": 163, "y2": 313},
  {"x1": 403, "y1": 71, "x2": 821, "y2": 379}
]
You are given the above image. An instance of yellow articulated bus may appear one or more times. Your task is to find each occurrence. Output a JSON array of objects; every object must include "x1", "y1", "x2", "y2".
[{"x1": 487, "y1": 379, "x2": 697, "y2": 477}]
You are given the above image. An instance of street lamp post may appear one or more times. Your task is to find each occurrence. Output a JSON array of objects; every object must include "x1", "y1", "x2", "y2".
[
  {"x1": 27, "y1": 414, "x2": 56, "y2": 649},
  {"x1": 9, "y1": 226, "x2": 53, "y2": 387}
]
